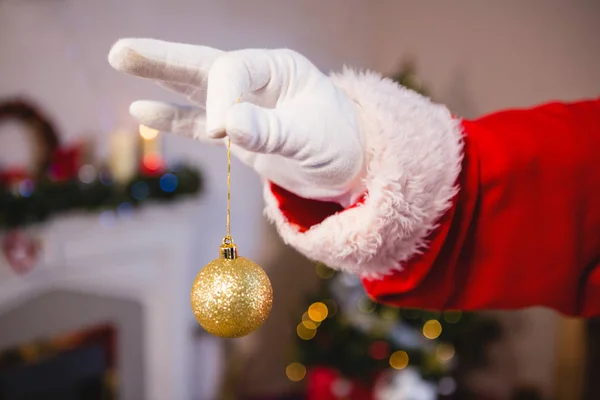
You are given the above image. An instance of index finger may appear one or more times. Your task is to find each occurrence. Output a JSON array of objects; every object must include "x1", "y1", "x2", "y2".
[{"x1": 108, "y1": 38, "x2": 223, "y2": 86}]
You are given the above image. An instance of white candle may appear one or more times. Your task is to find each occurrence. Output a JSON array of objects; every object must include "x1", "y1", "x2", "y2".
[{"x1": 108, "y1": 129, "x2": 138, "y2": 184}]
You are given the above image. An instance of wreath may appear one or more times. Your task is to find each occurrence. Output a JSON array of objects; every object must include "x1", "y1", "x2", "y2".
[{"x1": 0, "y1": 98, "x2": 60, "y2": 179}]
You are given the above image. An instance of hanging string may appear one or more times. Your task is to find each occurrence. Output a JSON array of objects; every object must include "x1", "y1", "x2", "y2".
[
  {"x1": 224, "y1": 97, "x2": 242, "y2": 244},
  {"x1": 226, "y1": 135, "x2": 232, "y2": 241}
]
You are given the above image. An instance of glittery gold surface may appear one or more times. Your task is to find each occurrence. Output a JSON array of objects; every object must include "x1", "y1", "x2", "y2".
[{"x1": 190, "y1": 257, "x2": 273, "y2": 338}]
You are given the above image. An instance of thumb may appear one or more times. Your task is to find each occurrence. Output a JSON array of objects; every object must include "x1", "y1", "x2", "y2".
[{"x1": 224, "y1": 102, "x2": 309, "y2": 160}]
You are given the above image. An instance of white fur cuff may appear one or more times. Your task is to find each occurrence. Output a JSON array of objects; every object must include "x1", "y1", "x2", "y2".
[{"x1": 263, "y1": 69, "x2": 464, "y2": 278}]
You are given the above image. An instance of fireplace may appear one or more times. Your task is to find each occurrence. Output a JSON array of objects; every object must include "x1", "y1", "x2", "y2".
[
  {"x1": 0, "y1": 324, "x2": 116, "y2": 400},
  {"x1": 0, "y1": 290, "x2": 144, "y2": 399},
  {"x1": 0, "y1": 201, "x2": 226, "y2": 399}
]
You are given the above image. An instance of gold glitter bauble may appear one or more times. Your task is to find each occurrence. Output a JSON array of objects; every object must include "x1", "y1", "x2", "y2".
[{"x1": 190, "y1": 240, "x2": 273, "y2": 338}]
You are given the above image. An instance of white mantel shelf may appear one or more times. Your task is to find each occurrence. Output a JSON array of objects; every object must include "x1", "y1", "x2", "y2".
[{"x1": 0, "y1": 198, "x2": 216, "y2": 400}]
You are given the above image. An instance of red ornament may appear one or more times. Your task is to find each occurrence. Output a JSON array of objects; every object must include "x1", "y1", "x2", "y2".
[
  {"x1": 47, "y1": 144, "x2": 84, "y2": 182},
  {"x1": 306, "y1": 367, "x2": 377, "y2": 400},
  {"x1": 2, "y1": 230, "x2": 40, "y2": 275}
]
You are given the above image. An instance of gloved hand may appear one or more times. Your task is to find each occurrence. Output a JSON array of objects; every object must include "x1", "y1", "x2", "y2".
[
  {"x1": 108, "y1": 38, "x2": 366, "y2": 207},
  {"x1": 108, "y1": 38, "x2": 463, "y2": 277}
]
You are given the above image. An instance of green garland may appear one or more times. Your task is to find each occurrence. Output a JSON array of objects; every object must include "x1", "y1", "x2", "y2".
[
  {"x1": 0, "y1": 97, "x2": 202, "y2": 230},
  {"x1": 0, "y1": 166, "x2": 202, "y2": 229}
]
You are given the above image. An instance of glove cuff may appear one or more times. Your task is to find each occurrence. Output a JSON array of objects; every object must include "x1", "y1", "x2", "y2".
[{"x1": 263, "y1": 68, "x2": 464, "y2": 277}]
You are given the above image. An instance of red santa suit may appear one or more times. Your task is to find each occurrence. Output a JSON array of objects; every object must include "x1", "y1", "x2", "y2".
[{"x1": 263, "y1": 70, "x2": 600, "y2": 317}]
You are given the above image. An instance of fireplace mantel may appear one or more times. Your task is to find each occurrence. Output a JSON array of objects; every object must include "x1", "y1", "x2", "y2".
[{"x1": 0, "y1": 199, "x2": 221, "y2": 400}]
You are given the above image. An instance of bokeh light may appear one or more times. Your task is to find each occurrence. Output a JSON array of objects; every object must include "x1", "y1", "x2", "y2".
[
  {"x1": 302, "y1": 312, "x2": 320, "y2": 328},
  {"x1": 423, "y1": 320, "x2": 442, "y2": 339},
  {"x1": 98, "y1": 169, "x2": 113, "y2": 186},
  {"x1": 315, "y1": 263, "x2": 335, "y2": 279},
  {"x1": 302, "y1": 320, "x2": 317, "y2": 330},
  {"x1": 78, "y1": 165, "x2": 96, "y2": 184},
  {"x1": 286, "y1": 362, "x2": 306, "y2": 382},
  {"x1": 159, "y1": 173, "x2": 178, "y2": 193},
  {"x1": 443, "y1": 310, "x2": 462, "y2": 323},
  {"x1": 139, "y1": 125, "x2": 159, "y2": 140},
  {"x1": 297, "y1": 322, "x2": 316, "y2": 340},
  {"x1": 143, "y1": 154, "x2": 163, "y2": 173},
  {"x1": 357, "y1": 297, "x2": 376, "y2": 313},
  {"x1": 436, "y1": 343, "x2": 455, "y2": 362},
  {"x1": 18, "y1": 180, "x2": 34, "y2": 197},
  {"x1": 438, "y1": 377, "x2": 457, "y2": 396},
  {"x1": 389, "y1": 350, "x2": 409, "y2": 370},
  {"x1": 381, "y1": 306, "x2": 399, "y2": 320},
  {"x1": 308, "y1": 302, "x2": 328, "y2": 322}
]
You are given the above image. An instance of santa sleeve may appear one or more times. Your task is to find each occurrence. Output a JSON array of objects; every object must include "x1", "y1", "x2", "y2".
[{"x1": 263, "y1": 68, "x2": 600, "y2": 317}]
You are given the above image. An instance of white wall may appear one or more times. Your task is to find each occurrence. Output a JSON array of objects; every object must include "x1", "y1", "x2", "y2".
[{"x1": 1, "y1": 0, "x2": 599, "y2": 398}]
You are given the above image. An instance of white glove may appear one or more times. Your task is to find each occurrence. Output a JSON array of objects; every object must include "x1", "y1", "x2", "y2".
[
  {"x1": 108, "y1": 38, "x2": 366, "y2": 207},
  {"x1": 108, "y1": 38, "x2": 463, "y2": 277}
]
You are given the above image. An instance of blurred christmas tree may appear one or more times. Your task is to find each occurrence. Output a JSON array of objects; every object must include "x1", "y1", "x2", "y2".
[{"x1": 287, "y1": 64, "x2": 502, "y2": 400}]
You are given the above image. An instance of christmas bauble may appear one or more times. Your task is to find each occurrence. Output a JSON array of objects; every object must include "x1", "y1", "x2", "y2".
[{"x1": 190, "y1": 239, "x2": 273, "y2": 338}]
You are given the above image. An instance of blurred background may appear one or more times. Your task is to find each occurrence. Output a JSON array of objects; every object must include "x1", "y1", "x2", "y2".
[{"x1": 0, "y1": 0, "x2": 599, "y2": 399}]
